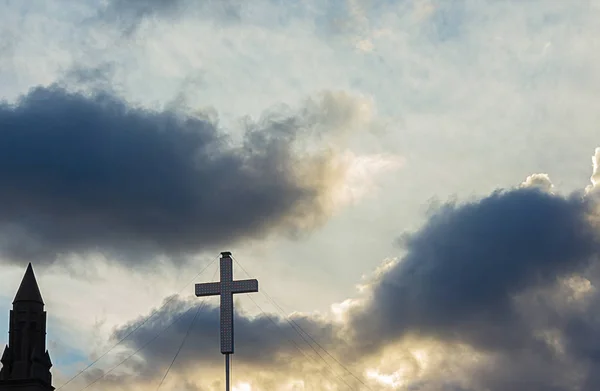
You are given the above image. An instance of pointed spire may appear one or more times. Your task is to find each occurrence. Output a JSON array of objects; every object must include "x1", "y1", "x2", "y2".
[
  {"x1": 12, "y1": 263, "x2": 44, "y2": 305},
  {"x1": 1, "y1": 345, "x2": 10, "y2": 363}
]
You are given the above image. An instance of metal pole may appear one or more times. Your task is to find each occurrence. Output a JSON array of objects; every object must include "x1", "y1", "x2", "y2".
[{"x1": 225, "y1": 353, "x2": 230, "y2": 391}]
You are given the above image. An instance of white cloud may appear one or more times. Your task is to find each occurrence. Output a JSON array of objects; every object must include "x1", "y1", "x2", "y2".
[
  {"x1": 326, "y1": 151, "x2": 404, "y2": 208},
  {"x1": 521, "y1": 173, "x2": 554, "y2": 193},
  {"x1": 586, "y1": 147, "x2": 600, "y2": 194}
]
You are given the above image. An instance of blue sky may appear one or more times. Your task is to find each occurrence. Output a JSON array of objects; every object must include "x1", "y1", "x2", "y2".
[{"x1": 1, "y1": 0, "x2": 600, "y2": 390}]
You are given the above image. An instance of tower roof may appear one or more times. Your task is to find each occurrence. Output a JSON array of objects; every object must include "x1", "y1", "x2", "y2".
[{"x1": 13, "y1": 263, "x2": 44, "y2": 305}]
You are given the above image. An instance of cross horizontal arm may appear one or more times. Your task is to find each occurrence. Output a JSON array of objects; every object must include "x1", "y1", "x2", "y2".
[
  {"x1": 195, "y1": 282, "x2": 221, "y2": 297},
  {"x1": 231, "y1": 279, "x2": 258, "y2": 294}
]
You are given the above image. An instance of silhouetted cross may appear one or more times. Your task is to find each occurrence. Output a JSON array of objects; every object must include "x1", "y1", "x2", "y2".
[{"x1": 195, "y1": 251, "x2": 258, "y2": 354}]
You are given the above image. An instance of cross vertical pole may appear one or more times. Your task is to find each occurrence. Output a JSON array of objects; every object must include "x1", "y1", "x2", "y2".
[{"x1": 225, "y1": 353, "x2": 230, "y2": 391}]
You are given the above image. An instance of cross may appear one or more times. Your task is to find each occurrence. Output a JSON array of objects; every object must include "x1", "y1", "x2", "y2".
[{"x1": 195, "y1": 252, "x2": 258, "y2": 391}]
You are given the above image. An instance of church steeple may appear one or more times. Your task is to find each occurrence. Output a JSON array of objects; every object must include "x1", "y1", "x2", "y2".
[
  {"x1": 0, "y1": 263, "x2": 53, "y2": 391},
  {"x1": 13, "y1": 263, "x2": 44, "y2": 305}
]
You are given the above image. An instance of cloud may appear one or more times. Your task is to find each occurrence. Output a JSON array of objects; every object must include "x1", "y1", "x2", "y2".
[
  {"x1": 520, "y1": 173, "x2": 554, "y2": 193},
  {"x1": 354, "y1": 185, "x2": 596, "y2": 346},
  {"x1": 80, "y1": 295, "x2": 350, "y2": 391},
  {"x1": 352, "y1": 183, "x2": 597, "y2": 345},
  {"x1": 0, "y1": 85, "x2": 385, "y2": 267},
  {"x1": 99, "y1": 0, "x2": 244, "y2": 35},
  {"x1": 111, "y1": 296, "x2": 340, "y2": 369},
  {"x1": 341, "y1": 150, "x2": 600, "y2": 390},
  {"x1": 4, "y1": 0, "x2": 600, "y2": 389},
  {"x1": 100, "y1": 149, "x2": 600, "y2": 390},
  {"x1": 586, "y1": 147, "x2": 600, "y2": 195}
]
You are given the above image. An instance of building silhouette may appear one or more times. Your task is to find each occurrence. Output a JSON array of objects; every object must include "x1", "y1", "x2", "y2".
[{"x1": 0, "y1": 263, "x2": 53, "y2": 391}]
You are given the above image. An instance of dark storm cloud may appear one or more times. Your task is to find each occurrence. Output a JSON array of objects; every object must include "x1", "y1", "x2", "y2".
[
  {"x1": 104, "y1": 296, "x2": 340, "y2": 381},
  {"x1": 0, "y1": 85, "x2": 354, "y2": 266},
  {"x1": 345, "y1": 184, "x2": 600, "y2": 390},
  {"x1": 350, "y1": 188, "x2": 598, "y2": 352}
]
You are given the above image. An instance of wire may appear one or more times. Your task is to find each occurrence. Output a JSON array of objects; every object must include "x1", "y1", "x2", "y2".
[
  {"x1": 156, "y1": 260, "x2": 219, "y2": 391},
  {"x1": 244, "y1": 296, "x2": 315, "y2": 362},
  {"x1": 230, "y1": 257, "x2": 352, "y2": 388},
  {"x1": 244, "y1": 294, "x2": 354, "y2": 390},
  {"x1": 79, "y1": 301, "x2": 206, "y2": 391},
  {"x1": 263, "y1": 291, "x2": 372, "y2": 390},
  {"x1": 58, "y1": 254, "x2": 219, "y2": 391},
  {"x1": 156, "y1": 303, "x2": 203, "y2": 390},
  {"x1": 232, "y1": 255, "x2": 372, "y2": 391}
]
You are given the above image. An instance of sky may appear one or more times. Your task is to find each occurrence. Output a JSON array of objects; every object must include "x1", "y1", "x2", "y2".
[{"x1": 0, "y1": 0, "x2": 600, "y2": 390}]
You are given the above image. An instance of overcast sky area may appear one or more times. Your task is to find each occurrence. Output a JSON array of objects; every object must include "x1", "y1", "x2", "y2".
[{"x1": 1, "y1": 0, "x2": 600, "y2": 390}]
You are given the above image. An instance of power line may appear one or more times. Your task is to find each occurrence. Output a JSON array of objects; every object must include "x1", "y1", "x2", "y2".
[
  {"x1": 244, "y1": 294, "x2": 355, "y2": 390},
  {"x1": 58, "y1": 255, "x2": 219, "y2": 391},
  {"x1": 262, "y1": 290, "x2": 372, "y2": 390},
  {"x1": 232, "y1": 257, "x2": 356, "y2": 390},
  {"x1": 156, "y1": 262, "x2": 219, "y2": 390},
  {"x1": 232, "y1": 256, "x2": 373, "y2": 391},
  {"x1": 156, "y1": 303, "x2": 203, "y2": 390},
  {"x1": 79, "y1": 301, "x2": 207, "y2": 391},
  {"x1": 245, "y1": 296, "x2": 315, "y2": 363}
]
